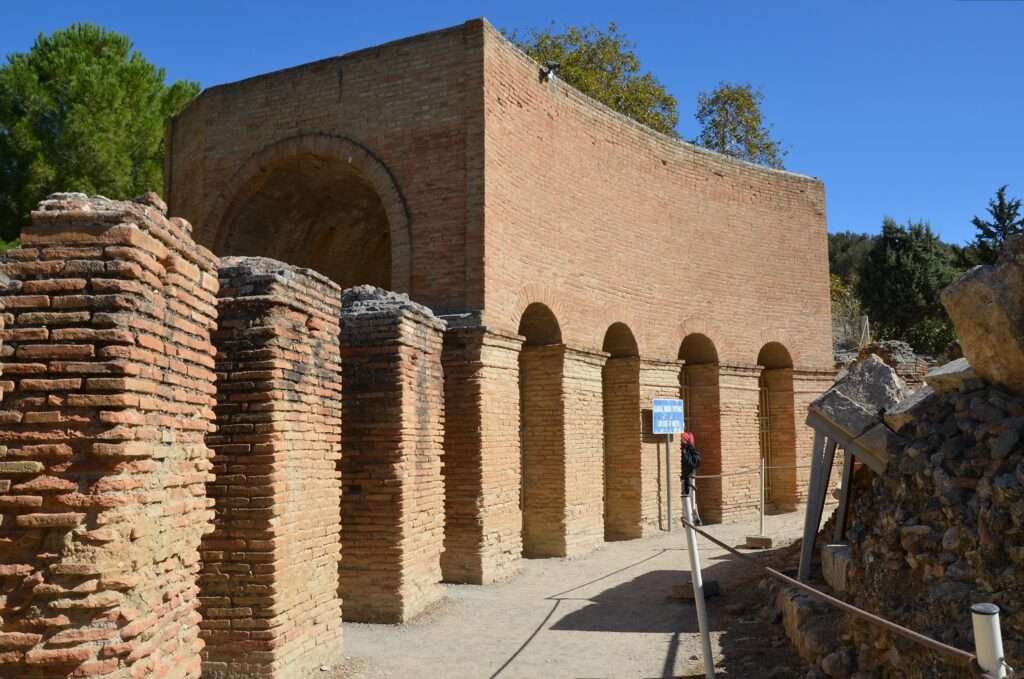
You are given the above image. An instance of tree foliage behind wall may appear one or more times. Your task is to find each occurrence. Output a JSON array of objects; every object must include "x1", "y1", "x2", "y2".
[
  {"x1": 856, "y1": 219, "x2": 960, "y2": 355},
  {"x1": 0, "y1": 23, "x2": 199, "y2": 242},
  {"x1": 506, "y1": 23, "x2": 679, "y2": 137},
  {"x1": 693, "y1": 82, "x2": 787, "y2": 169}
]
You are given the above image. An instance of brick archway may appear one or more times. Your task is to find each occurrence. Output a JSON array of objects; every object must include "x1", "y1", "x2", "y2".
[{"x1": 203, "y1": 133, "x2": 413, "y2": 294}]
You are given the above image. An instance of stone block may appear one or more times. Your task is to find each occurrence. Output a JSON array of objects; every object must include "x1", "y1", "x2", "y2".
[
  {"x1": 809, "y1": 355, "x2": 907, "y2": 439},
  {"x1": 924, "y1": 358, "x2": 977, "y2": 394},
  {"x1": 942, "y1": 235, "x2": 1024, "y2": 392},
  {"x1": 821, "y1": 543, "x2": 851, "y2": 593},
  {"x1": 883, "y1": 384, "x2": 936, "y2": 432}
]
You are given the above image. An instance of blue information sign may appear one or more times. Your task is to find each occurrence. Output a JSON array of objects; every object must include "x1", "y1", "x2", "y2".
[{"x1": 652, "y1": 398, "x2": 685, "y2": 435}]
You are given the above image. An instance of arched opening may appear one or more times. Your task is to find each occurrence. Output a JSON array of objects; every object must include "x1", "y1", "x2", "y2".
[
  {"x1": 518, "y1": 304, "x2": 566, "y2": 557},
  {"x1": 678, "y1": 334, "x2": 723, "y2": 523},
  {"x1": 757, "y1": 342, "x2": 797, "y2": 509},
  {"x1": 219, "y1": 153, "x2": 392, "y2": 290},
  {"x1": 601, "y1": 323, "x2": 641, "y2": 540}
]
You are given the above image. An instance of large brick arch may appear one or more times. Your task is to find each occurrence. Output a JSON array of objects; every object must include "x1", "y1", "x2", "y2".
[{"x1": 202, "y1": 133, "x2": 414, "y2": 294}]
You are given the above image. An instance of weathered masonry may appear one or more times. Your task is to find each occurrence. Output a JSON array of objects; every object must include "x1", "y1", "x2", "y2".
[
  {"x1": 0, "y1": 16, "x2": 834, "y2": 679},
  {"x1": 165, "y1": 18, "x2": 834, "y2": 586}
]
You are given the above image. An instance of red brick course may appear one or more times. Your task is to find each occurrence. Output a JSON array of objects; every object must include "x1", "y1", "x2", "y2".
[
  {"x1": 200, "y1": 257, "x2": 344, "y2": 677},
  {"x1": 162, "y1": 17, "x2": 837, "y2": 589},
  {"x1": 0, "y1": 193, "x2": 218, "y2": 678},
  {"x1": 339, "y1": 288, "x2": 446, "y2": 622}
]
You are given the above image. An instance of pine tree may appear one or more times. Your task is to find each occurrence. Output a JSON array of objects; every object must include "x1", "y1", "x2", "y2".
[{"x1": 971, "y1": 185, "x2": 1023, "y2": 265}]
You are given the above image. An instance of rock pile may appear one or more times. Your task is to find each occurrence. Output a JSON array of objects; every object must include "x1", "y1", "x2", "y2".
[{"x1": 777, "y1": 234, "x2": 1024, "y2": 678}]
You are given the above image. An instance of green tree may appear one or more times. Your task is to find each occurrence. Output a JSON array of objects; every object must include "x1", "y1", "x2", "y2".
[
  {"x1": 0, "y1": 24, "x2": 199, "y2": 241},
  {"x1": 970, "y1": 185, "x2": 1023, "y2": 265},
  {"x1": 506, "y1": 23, "x2": 679, "y2": 136},
  {"x1": 828, "y1": 231, "x2": 875, "y2": 285},
  {"x1": 694, "y1": 82, "x2": 787, "y2": 169},
  {"x1": 857, "y1": 218, "x2": 959, "y2": 354}
]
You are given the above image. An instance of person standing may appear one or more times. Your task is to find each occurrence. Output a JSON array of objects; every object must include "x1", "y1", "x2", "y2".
[{"x1": 680, "y1": 431, "x2": 703, "y2": 526}]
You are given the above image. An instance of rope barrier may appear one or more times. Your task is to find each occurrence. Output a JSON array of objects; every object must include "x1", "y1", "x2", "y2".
[
  {"x1": 678, "y1": 516, "x2": 999, "y2": 677},
  {"x1": 692, "y1": 463, "x2": 814, "y2": 479}
]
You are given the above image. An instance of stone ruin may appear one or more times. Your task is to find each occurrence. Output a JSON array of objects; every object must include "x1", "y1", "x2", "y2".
[
  {"x1": 775, "y1": 235, "x2": 1024, "y2": 678},
  {"x1": 0, "y1": 195, "x2": 448, "y2": 677}
]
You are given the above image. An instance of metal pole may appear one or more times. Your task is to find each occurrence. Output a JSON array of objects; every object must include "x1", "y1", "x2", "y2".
[
  {"x1": 972, "y1": 603, "x2": 1007, "y2": 678},
  {"x1": 759, "y1": 455, "x2": 765, "y2": 538},
  {"x1": 666, "y1": 433, "x2": 673, "y2": 532},
  {"x1": 683, "y1": 488, "x2": 715, "y2": 678}
]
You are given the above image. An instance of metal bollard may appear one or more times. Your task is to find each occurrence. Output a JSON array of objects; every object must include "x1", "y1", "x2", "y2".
[{"x1": 972, "y1": 603, "x2": 1007, "y2": 678}]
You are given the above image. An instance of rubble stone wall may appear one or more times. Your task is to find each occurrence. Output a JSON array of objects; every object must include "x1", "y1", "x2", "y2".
[
  {"x1": 339, "y1": 288, "x2": 446, "y2": 623},
  {"x1": 844, "y1": 381, "x2": 1024, "y2": 677},
  {"x1": 0, "y1": 194, "x2": 218, "y2": 678},
  {"x1": 200, "y1": 258, "x2": 343, "y2": 678}
]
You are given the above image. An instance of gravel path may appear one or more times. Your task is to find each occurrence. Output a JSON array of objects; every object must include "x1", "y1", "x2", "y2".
[{"x1": 320, "y1": 512, "x2": 810, "y2": 679}]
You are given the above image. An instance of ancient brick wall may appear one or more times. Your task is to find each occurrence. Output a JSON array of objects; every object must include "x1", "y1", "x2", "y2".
[
  {"x1": 440, "y1": 327, "x2": 523, "y2": 584},
  {"x1": 0, "y1": 193, "x2": 218, "y2": 678},
  {"x1": 519, "y1": 345, "x2": 565, "y2": 558},
  {"x1": 602, "y1": 357, "x2": 642, "y2": 540},
  {"x1": 482, "y1": 21, "x2": 832, "y2": 369},
  {"x1": 683, "y1": 363, "x2": 724, "y2": 523},
  {"x1": 339, "y1": 287, "x2": 445, "y2": 623},
  {"x1": 200, "y1": 258, "x2": 343, "y2": 678},
  {"x1": 166, "y1": 21, "x2": 486, "y2": 315},
  {"x1": 639, "y1": 360, "x2": 685, "y2": 532},
  {"x1": 717, "y1": 366, "x2": 763, "y2": 521},
  {"x1": 561, "y1": 348, "x2": 607, "y2": 556}
]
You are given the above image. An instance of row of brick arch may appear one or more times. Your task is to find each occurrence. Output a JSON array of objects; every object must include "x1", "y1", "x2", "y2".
[{"x1": 515, "y1": 302, "x2": 798, "y2": 550}]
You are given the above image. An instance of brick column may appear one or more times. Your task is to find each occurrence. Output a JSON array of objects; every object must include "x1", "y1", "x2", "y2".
[
  {"x1": 562, "y1": 347, "x2": 606, "y2": 557},
  {"x1": 717, "y1": 364, "x2": 762, "y2": 521},
  {"x1": 682, "y1": 363, "x2": 724, "y2": 523},
  {"x1": 602, "y1": 356, "x2": 641, "y2": 540},
  {"x1": 0, "y1": 193, "x2": 218, "y2": 678},
  {"x1": 520, "y1": 344, "x2": 565, "y2": 558},
  {"x1": 639, "y1": 359, "x2": 684, "y2": 532},
  {"x1": 200, "y1": 258, "x2": 343, "y2": 678},
  {"x1": 339, "y1": 287, "x2": 445, "y2": 623},
  {"x1": 440, "y1": 326, "x2": 523, "y2": 584}
]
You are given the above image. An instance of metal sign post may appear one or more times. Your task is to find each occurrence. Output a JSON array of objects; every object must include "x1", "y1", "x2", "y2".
[
  {"x1": 684, "y1": 485, "x2": 715, "y2": 678},
  {"x1": 665, "y1": 432, "x2": 673, "y2": 532},
  {"x1": 652, "y1": 398, "x2": 684, "y2": 532}
]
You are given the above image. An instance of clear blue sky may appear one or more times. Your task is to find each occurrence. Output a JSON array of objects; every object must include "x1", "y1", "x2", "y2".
[{"x1": 3, "y1": 1, "x2": 1022, "y2": 244}]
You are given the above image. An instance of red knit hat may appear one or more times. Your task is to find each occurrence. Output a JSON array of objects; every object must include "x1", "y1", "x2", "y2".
[{"x1": 681, "y1": 431, "x2": 695, "y2": 446}]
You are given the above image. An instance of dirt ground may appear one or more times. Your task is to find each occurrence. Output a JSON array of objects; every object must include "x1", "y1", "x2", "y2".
[{"x1": 320, "y1": 512, "x2": 812, "y2": 679}]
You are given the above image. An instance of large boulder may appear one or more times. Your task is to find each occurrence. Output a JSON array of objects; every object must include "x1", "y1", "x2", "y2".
[{"x1": 941, "y1": 235, "x2": 1024, "y2": 393}]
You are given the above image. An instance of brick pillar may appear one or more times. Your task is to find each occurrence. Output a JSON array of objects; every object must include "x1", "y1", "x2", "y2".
[
  {"x1": 602, "y1": 356, "x2": 641, "y2": 540},
  {"x1": 562, "y1": 347, "x2": 606, "y2": 557},
  {"x1": 639, "y1": 359, "x2": 684, "y2": 532},
  {"x1": 440, "y1": 326, "x2": 523, "y2": 584},
  {"x1": 519, "y1": 344, "x2": 565, "y2": 558},
  {"x1": 792, "y1": 369, "x2": 837, "y2": 507},
  {"x1": 682, "y1": 363, "x2": 724, "y2": 524},
  {"x1": 717, "y1": 364, "x2": 761, "y2": 521},
  {"x1": 0, "y1": 193, "x2": 218, "y2": 678},
  {"x1": 339, "y1": 287, "x2": 445, "y2": 623},
  {"x1": 200, "y1": 258, "x2": 343, "y2": 678}
]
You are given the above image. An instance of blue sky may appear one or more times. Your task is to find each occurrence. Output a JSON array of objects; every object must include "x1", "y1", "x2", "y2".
[{"x1": 3, "y1": 1, "x2": 1022, "y2": 244}]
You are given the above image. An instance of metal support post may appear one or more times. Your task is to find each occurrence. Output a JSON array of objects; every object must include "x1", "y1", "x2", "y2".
[
  {"x1": 683, "y1": 487, "x2": 715, "y2": 679},
  {"x1": 666, "y1": 432, "x2": 673, "y2": 532},
  {"x1": 972, "y1": 603, "x2": 1007, "y2": 678}
]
